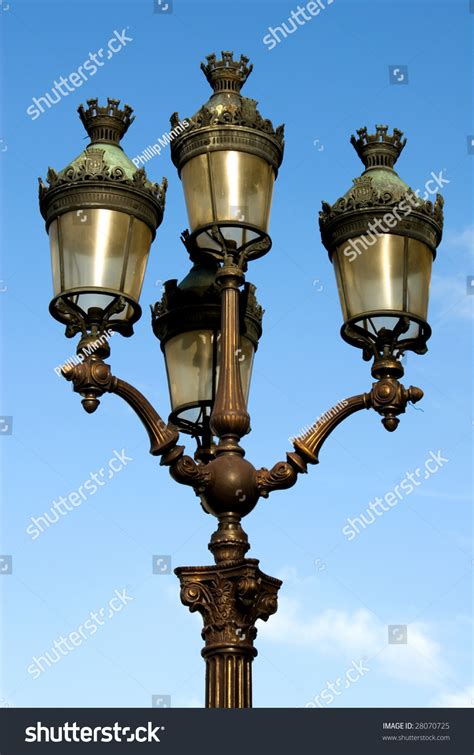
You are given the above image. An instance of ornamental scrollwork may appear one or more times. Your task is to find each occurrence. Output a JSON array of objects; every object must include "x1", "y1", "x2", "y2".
[
  {"x1": 320, "y1": 177, "x2": 444, "y2": 228},
  {"x1": 170, "y1": 101, "x2": 285, "y2": 147},
  {"x1": 38, "y1": 149, "x2": 167, "y2": 206}
]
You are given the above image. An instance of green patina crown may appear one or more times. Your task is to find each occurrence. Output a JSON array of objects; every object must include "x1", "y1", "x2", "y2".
[
  {"x1": 319, "y1": 125, "x2": 444, "y2": 256},
  {"x1": 170, "y1": 52, "x2": 285, "y2": 177},
  {"x1": 39, "y1": 98, "x2": 167, "y2": 235}
]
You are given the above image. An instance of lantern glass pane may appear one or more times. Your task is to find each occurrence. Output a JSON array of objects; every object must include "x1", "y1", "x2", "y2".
[
  {"x1": 406, "y1": 238, "x2": 432, "y2": 319},
  {"x1": 48, "y1": 210, "x2": 152, "y2": 319},
  {"x1": 165, "y1": 329, "x2": 215, "y2": 414},
  {"x1": 333, "y1": 234, "x2": 432, "y2": 330},
  {"x1": 180, "y1": 150, "x2": 274, "y2": 248},
  {"x1": 164, "y1": 330, "x2": 255, "y2": 429}
]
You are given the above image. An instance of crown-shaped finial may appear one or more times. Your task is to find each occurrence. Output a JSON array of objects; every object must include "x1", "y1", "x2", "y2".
[
  {"x1": 78, "y1": 98, "x2": 135, "y2": 145},
  {"x1": 200, "y1": 51, "x2": 253, "y2": 94},
  {"x1": 350, "y1": 125, "x2": 407, "y2": 169}
]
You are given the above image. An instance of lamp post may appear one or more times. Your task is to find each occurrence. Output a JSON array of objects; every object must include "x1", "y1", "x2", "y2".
[{"x1": 39, "y1": 53, "x2": 443, "y2": 709}]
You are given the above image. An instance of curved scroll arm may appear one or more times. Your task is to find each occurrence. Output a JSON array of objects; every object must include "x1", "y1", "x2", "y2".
[
  {"x1": 109, "y1": 377, "x2": 179, "y2": 457},
  {"x1": 60, "y1": 355, "x2": 221, "y2": 493},
  {"x1": 256, "y1": 377, "x2": 424, "y2": 498},
  {"x1": 61, "y1": 355, "x2": 211, "y2": 492},
  {"x1": 256, "y1": 394, "x2": 369, "y2": 498},
  {"x1": 292, "y1": 393, "x2": 371, "y2": 466},
  {"x1": 61, "y1": 356, "x2": 179, "y2": 457}
]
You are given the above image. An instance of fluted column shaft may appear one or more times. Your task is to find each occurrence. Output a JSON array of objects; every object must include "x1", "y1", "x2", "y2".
[
  {"x1": 175, "y1": 518, "x2": 281, "y2": 709},
  {"x1": 204, "y1": 647, "x2": 255, "y2": 708}
]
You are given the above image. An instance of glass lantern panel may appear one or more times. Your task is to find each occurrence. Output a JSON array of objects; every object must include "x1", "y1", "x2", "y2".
[
  {"x1": 360, "y1": 315, "x2": 421, "y2": 340},
  {"x1": 164, "y1": 330, "x2": 255, "y2": 424},
  {"x1": 48, "y1": 209, "x2": 152, "y2": 319},
  {"x1": 406, "y1": 239, "x2": 432, "y2": 319},
  {"x1": 333, "y1": 234, "x2": 406, "y2": 320},
  {"x1": 122, "y1": 217, "x2": 153, "y2": 301},
  {"x1": 164, "y1": 329, "x2": 215, "y2": 413},
  {"x1": 333, "y1": 234, "x2": 433, "y2": 341},
  {"x1": 180, "y1": 150, "x2": 274, "y2": 249},
  {"x1": 49, "y1": 218, "x2": 61, "y2": 296}
]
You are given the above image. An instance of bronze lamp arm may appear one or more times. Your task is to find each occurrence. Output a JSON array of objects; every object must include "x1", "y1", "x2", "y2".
[
  {"x1": 61, "y1": 355, "x2": 211, "y2": 491},
  {"x1": 256, "y1": 377, "x2": 423, "y2": 498},
  {"x1": 61, "y1": 356, "x2": 179, "y2": 456}
]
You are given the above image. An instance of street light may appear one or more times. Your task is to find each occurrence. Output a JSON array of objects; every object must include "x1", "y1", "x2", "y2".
[
  {"x1": 39, "y1": 98, "x2": 167, "y2": 339},
  {"x1": 170, "y1": 51, "x2": 284, "y2": 260},
  {"x1": 320, "y1": 125, "x2": 443, "y2": 369},
  {"x1": 151, "y1": 260, "x2": 262, "y2": 458},
  {"x1": 39, "y1": 54, "x2": 444, "y2": 708}
]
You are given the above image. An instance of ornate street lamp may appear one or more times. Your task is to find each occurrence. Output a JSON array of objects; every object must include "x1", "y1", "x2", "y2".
[
  {"x1": 151, "y1": 259, "x2": 262, "y2": 458},
  {"x1": 170, "y1": 51, "x2": 284, "y2": 261},
  {"x1": 320, "y1": 125, "x2": 443, "y2": 366},
  {"x1": 39, "y1": 56, "x2": 444, "y2": 708},
  {"x1": 39, "y1": 98, "x2": 167, "y2": 341}
]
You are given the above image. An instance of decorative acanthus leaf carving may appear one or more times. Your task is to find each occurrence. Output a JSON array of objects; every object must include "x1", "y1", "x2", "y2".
[
  {"x1": 256, "y1": 460, "x2": 299, "y2": 498},
  {"x1": 176, "y1": 562, "x2": 281, "y2": 648},
  {"x1": 168, "y1": 454, "x2": 211, "y2": 493}
]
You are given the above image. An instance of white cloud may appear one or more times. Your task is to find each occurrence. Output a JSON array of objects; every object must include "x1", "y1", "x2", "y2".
[
  {"x1": 429, "y1": 224, "x2": 474, "y2": 321},
  {"x1": 432, "y1": 685, "x2": 474, "y2": 707},
  {"x1": 443, "y1": 225, "x2": 474, "y2": 255},
  {"x1": 429, "y1": 273, "x2": 473, "y2": 322},
  {"x1": 259, "y1": 598, "x2": 448, "y2": 688},
  {"x1": 261, "y1": 599, "x2": 377, "y2": 656},
  {"x1": 380, "y1": 624, "x2": 447, "y2": 686}
]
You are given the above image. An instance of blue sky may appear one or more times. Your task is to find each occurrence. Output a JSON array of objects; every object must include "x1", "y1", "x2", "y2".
[{"x1": 0, "y1": 0, "x2": 472, "y2": 709}]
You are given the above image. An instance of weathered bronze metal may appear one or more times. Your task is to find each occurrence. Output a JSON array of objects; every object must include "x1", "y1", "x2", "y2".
[
  {"x1": 41, "y1": 79, "x2": 442, "y2": 710},
  {"x1": 39, "y1": 99, "x2": 167, "y2": 230},
  {"x1": 319, "y1": 126, "x2": 443, "y2": 254},
  {"x1": 58, "y1": 332, "x2": 426, "y2": 708},
  {"x1": 256, "y1": 363, "x2": 423, "y2": 498},
  {"x1": 176, "y1": 524, "x2": 281, "y2": 708},
  {"x1": 54, "y1": 297, "x2": 136, "y2": 339},
  {"x1": 61, "y1": 355, "x2": 179, "y2": 455},
  {"x1": 209, "y1": 259, "x2": 250, "y2": 447},
  {"x1": 170, "y1": 53, "x2": 284, "y2": 180}
]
